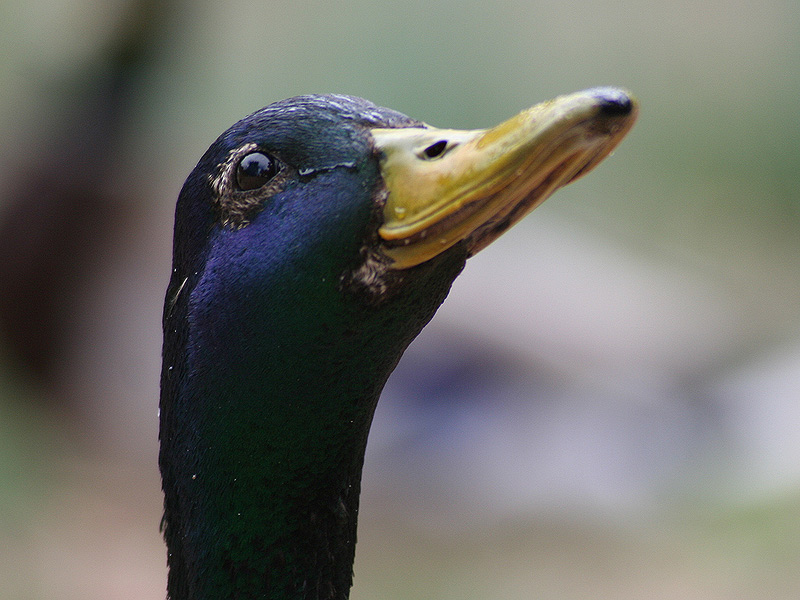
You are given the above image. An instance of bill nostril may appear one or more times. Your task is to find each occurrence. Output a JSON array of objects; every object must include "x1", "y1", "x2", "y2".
[{"x1": 422, "y1": 140, "x2": 448, "y2": 159}]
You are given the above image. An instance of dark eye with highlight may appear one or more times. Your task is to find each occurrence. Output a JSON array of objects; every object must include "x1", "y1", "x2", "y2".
[{"x1": 236, "y1": 152, "x2": 280, "y2": 190}]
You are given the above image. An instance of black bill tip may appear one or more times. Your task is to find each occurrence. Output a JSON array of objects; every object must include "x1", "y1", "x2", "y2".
[{"x1": 589, "y1": 87, "x2": 635, "y2": 117}]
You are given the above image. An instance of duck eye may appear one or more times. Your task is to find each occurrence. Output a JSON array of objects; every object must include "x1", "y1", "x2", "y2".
[
  {"x1": 236, "y1": 152, "x2": 280, "y2": 190},
  {"x1": 423, "y1": 140, "x2": 448, "y2": 159}
]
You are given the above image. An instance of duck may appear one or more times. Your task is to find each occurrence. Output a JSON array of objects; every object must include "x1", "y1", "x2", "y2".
[{"x1": 159, "y1": 88, "x2": 638, "y2": 600}]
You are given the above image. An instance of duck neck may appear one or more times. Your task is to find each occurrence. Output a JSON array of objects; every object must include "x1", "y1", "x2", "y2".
[
  {"x1": 162, "y1": 334, "x2": 388, "y2": 599},
  {"x1": 159, "y1": 249, "x2": 466, "y2": 600}
]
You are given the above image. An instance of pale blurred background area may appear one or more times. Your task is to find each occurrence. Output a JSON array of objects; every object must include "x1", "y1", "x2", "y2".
[{"x1": 1, "y1": 0, "x2": 799, "y2": 598}]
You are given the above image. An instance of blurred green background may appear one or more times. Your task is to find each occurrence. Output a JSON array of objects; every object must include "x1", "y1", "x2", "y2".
[{"x1": 1, "y1": 0, "x2": 799, "y2": 598}]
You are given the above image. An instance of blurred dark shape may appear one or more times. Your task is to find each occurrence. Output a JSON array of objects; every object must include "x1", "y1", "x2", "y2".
[{"x1": 0, "y1": 0, "x2": 171, "y2": 390}]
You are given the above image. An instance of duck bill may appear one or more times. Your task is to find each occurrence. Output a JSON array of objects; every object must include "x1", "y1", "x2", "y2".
[{"x1": 371, "y1": 87, "x2": 638, "y2": 270}]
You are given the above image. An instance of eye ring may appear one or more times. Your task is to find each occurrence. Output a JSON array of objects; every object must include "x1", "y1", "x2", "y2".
[{"x1": 236, "y1": 151, "x2": 280, "y2": 190}]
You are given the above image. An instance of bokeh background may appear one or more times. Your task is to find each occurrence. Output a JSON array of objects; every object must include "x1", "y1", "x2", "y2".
[{"x1": 1, "y1": 0, "x2": 799, "y2": 598}]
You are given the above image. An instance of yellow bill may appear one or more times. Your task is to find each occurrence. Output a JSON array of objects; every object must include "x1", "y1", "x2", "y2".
[{"x1": 372, "y1": 87, "x2": 638, "y2": 269}]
